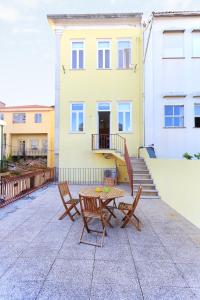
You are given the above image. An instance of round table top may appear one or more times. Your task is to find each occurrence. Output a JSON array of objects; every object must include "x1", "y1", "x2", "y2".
[{"x1": 79, "y1": 186, "x2": 125, "y2": 200}]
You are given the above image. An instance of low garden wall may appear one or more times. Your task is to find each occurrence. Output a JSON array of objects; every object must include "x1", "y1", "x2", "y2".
[{"x1": 141, "y1": 149, "x2": 200, "y2": 229}]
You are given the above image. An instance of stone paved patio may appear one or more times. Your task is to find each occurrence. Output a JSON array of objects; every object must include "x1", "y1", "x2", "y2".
[{"x1": 0, "y1": 183, "x2": 200, "y2": 300}]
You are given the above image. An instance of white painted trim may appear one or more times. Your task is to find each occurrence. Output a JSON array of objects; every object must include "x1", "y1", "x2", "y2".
[
  {"x1": 117, "y1": 101, "x2": 133, "y2": 133},
  {"x1": 96, "y1": 39, "x2": 112, "y2": 69},
  {"x1": 70, "y1": 39, "x2": 85, "y2": 70},
  {"x1": 70, "y1": 102, "x2": 85, "y2": 133},
  {"x1": 116, "y1": 38, "x2": 133, "y2": 69}
]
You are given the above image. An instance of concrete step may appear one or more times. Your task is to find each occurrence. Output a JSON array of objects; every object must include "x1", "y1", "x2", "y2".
[
  {"x1": 134, "y1": 179, "x2": 153, "y2": 184},
  {"x1": 134, "y1": 189, "x2": 159, "y2": 197},
  {"x1": 134, "y1": 183, "x2": 156, "y2": 190},
  {"x1": 140, "y1": 195, "x2": 161, "y2": 200},
  {"x1": 133, "y1": 170, "x2": 150, "y2": 175},
  {"x1": 133, "y1": 174, "x2": 151, "y2": 179}
]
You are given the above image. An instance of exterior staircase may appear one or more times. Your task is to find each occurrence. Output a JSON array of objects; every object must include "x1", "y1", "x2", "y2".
[{"x1": 131, "y1": 157, "x2": 160, "y2": 199}]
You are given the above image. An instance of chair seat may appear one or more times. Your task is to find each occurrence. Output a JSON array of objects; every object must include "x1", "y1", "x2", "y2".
[
  {"x1": 65, "y1": 199, "x2": 79, "y2": 205},
  {"x1": 118, "y1": 202, "x2": 132, "y2": 210},
  {"x1": 82, "y1": 209, "x2": 108, "y2": 219}
]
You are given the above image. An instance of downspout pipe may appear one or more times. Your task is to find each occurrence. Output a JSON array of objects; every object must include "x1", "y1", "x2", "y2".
[{"x1": 142, "y1": 14, "x2": 154, "y2": 147}]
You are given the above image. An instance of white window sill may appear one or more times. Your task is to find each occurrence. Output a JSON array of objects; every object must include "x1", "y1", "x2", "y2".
[
  {"x1": 69, "y1": 69, "x2": 86, "y2": 71},
  {"x1": 116, "y1": 68, "x2": 133, "y2": 70},
  {"x1": 117, "y1": 131, "x2": 133, "y2": 134},
  {"x1": 96, "y1": 68, "x2": 112, "y2": 70},
  {"x1": 163, "y1": 127, "x2": 186, "y2": 129},
  {"x1": 162, "y1": 57, "x2": 185, "y2": 59},
  {"x1": 69, "y1": 131, "x2": 86, "y2": 134}
]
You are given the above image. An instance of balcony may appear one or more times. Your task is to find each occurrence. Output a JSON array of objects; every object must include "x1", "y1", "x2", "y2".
[
  {"x1": 11, "y1": 148, "x2": 48, "y2": 157},
  {"x1": 91, "y1": 134, "x2": 125, "y2": 157}
]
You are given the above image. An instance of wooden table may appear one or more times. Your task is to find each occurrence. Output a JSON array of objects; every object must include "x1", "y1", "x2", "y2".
[{"x1": 79, "y1": 186, "x2": 125, "y2": 218}]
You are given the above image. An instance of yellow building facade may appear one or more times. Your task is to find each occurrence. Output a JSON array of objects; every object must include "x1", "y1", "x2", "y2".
[
  {"x1": 48, "y1": 13, "x2": 143, "y2": 181},
  {"x1": 0, "y1": 103, "x2": 54, "y2": 167}
]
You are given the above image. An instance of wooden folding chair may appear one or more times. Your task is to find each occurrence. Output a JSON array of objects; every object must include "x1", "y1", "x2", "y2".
[
  {"x1": 58, "y1": 181, "x2": 80, "y2": 221},
  {"x1": 79, "y1": 195, "x2": 112, "y2": 247},
  {"x1": 118, "y1": 186, "x2": 142, "y2": 230}
]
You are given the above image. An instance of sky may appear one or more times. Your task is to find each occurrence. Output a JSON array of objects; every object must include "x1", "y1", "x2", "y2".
[{"x1": 0, "y1": 0, "x2": 200, "y2": 106}]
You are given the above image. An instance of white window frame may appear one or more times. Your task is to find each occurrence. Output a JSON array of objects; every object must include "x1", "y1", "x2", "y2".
[
  {"x1": 13, "y1": 113, "x2": 26, "y2": 124},
  {"x1": 163, "y1": 30, "x2": 185, "y2": 58},
  {"x1": 34, "y1": 113, "x2": 42, "y2": 123},
  {"x1": 117, "y1": 101, "x2": 132, "y2": 133},
  {"x1": 70, "y1": 102, "x2": 85, "y2": 133},
  {"x1": 31, "y1": 139, "x2": 39, "y2": 150},
  {"x1": 194, "y1": 103, "x2": 200, "y2": 127},
  {"x1": 192, "y1": 31, "x2": 200, "y2": 57},
  {"x1": 117, "y1": 39, "x2": 132, "y2": 69},
  {"x1": 71, "y1": 40, "x2": 85, "y2": 70},
  {"x1": 164, "y1": 105, "x2": 184, "y2": 128},
  {"x1": 96, "y1": 40, "x2": 111, "y2": 69}
]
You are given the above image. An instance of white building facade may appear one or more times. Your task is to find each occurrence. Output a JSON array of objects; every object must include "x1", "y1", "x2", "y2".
[{"x1": 144, "y1": 12, "x2": 200, "y2": 158}]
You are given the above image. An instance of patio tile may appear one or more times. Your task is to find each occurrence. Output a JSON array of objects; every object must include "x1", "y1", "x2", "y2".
[
  {"x1": 37, "y1": 281, "x2": 90, "y2": 300},
  {"x1": 130, "y1": 245, "x2": 172, "y2": 262},
  {"x1": 58, "y1": 240, "x2": 96, "y2": 260},
  {"x1": 0, "y1": 240, "x2": 28, "y2": 258},
  {"x1": 191, "y1": 288, "x2": 200, "y2": 299},
  {"x1": 92, "y1": 260, "x2": 139, "y2": 287},
  {"x1": 0, "y1": 279, "x2": 43, "y2": 300},
  {"x1": 2, "y1": 228, "x2": 40, "y2": 243},
  {"x1": 21, "y1": 241, "x2": 61, "y2": 258},
  {"x1": 167, "y1": 246, "x2": 200, "y2": 263},
  {"x1": 176, "y1": 263, "x2": 200, "y2": 288},
  {"x1": 1, "y1": 257, "x2": 54, "y2": 282},
  {"x1": 95, "y1": 242, "x2": 132, "y2": 262},
  {"x1": 142, "y1": 287, "x2": 196, "y2": 300},
  {"x1": 90, "y1": 283, "x2": 143, "y2": 300},
  {"x1": 135, "y1": 261, "x2": 187, "y2": 288},
  {"x1": 189, "y1": 234, "x2": 200, "y2": 247},
  {"x1": 126, "y1": 226, "x2": 163, "y2": 247},
  {"x1": 0, "y1": 257, "x2": 18, "y2": 279},
  {"x1": 47, "y1": 258, "x2": 93, "y2": 284}
]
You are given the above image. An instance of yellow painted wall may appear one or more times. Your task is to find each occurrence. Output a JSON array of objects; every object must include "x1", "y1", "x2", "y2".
[
  {"x1": 1, "y1": 108, "x2": 54, "y2": 167},
  {"x1": 141, "y1": 149, "x2": 200, "y2": 229},
  {"x1": 59, "y1": 28, "x2": 143, "y2": 170}
]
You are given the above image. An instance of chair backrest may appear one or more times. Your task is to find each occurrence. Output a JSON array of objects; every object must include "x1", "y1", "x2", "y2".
[
  {"x1": 58, "y1": 181, "x2": 72, "y2": 206},
  {"x1": 132, "y1": 186, "x2": 142, "y2": 212},
  {"x1": 79, "y1": 195, "x2": 101, "y2": 215}
]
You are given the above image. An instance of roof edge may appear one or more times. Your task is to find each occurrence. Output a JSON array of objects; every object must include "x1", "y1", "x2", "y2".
[
  {"x1": 47, "y1": 12, "x2": 143, "y2": 20},
  {"x1": 153, "y1": 11, "x2": 200, "y2": 17}
]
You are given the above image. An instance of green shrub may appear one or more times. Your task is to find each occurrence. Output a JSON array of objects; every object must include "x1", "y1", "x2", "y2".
[{"x1": 183, "y1": 152, "x2": 193, "y2": 160}]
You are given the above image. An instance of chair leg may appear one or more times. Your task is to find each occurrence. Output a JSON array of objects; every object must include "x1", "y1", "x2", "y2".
[
  {"x1": 74, "y1": 205, "x2": 81, "y2": 215},
  {"x1": 59, "y1": 208, "x2": 74, "y2": 221}
]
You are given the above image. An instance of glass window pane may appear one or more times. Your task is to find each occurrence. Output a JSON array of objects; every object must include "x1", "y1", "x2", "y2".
[
  {"x1": 105, "y1": 49, "x2": 110, "y2": 68},
  {"x1": 174, "y1": 105, "x2": 183, "y2": 116},
  {"x1": 72, "y1": 42, "x2": 83, "y2": 50},
  {"x1": 125, "y1": 48, "x2": 131, "y2": 68},
  {"x1": 118, "y1": 112, "x2": 123, "y2": 131},
  {"x1": 119, "y1": 103, "x2": 130, "y2": 111},
  {"x1": 72, "y1": 112, "x2": 76, "y2": 131},
  {"x1": 72, "y1": 104, "x2": 83, "y2": 111},
  {"x1": 98, "y1": 41, "x2": 110, "y2": 49},
  {"x1": 193, "y1": 33, "x2": 200, "y2": 57},
  {"x1": 195, "y1": 104, "x2": 200, "y2": 116},
  {"x1": 165, "y1": 117, "x2": 173, "y2": 127},
  {"x1": 98, "y1": 103, "x2": 110, "y2": 111},
  {"x1": 165, "y1": 106, "x2": 173, "y2": 116},
  {"x1": 79, "y1": 50, "x2": 84, "y2": 69},
  {"x1": 174, "y1": 117, "x2": 180, "y2": 127},
  {"x1": 118, "y1": 49, "x2": 123, "y2": 68},
  {"x1": 98, "y1": 50, "x2": 103, "y2": 68},
  {"x1": 118, "y1": 41, "x2": 131, "y2": 49},
  {"x1": 125, "y1": 112, "x2": 131, "y2": 131},
  {"x1": 163, "y1": 32, "x2": 184, "y2": 57},
  {"x1": 79, "y1": 112, "x2": 83, "y2": 131},
  {"x1": 72, "y1": 50, "x2": 77, "y2": 69}
]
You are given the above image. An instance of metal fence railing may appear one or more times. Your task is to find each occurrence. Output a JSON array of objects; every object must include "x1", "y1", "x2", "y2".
[
  {"x1": 0, "y1": 168, "x2": 54, "y2": 208},
  {"x1": 57, "y1": 167, "x2": 117, "y2": 185}
]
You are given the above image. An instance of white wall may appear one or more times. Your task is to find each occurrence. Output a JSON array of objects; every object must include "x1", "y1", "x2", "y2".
[{"x1": 145, "y1": 15, "x2": 200, "y2": 158}]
